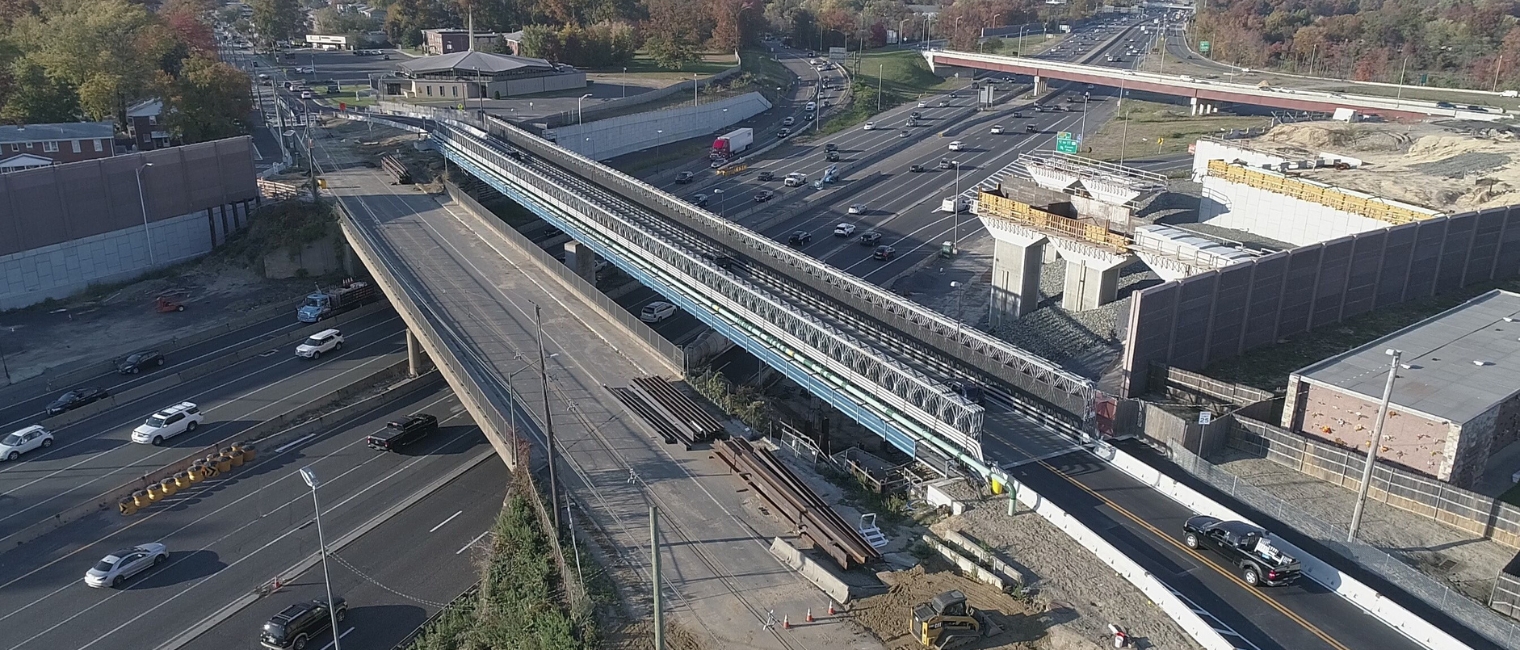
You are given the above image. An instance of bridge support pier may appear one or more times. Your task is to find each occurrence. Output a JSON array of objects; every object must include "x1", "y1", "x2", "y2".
[
  {"x1": 406, "y1": 328, "x2": 431, "y2": 376},
  {"x1": 1051, "y1": 240, "x2": 1133, "y2": 312},
  {"x1": 1032, "y1": 75, "x2": 1048, "y2": 96},
  {"x1": 988, "y1": 225, "x2": 1048, "y2": 326},
  {"x1": 563, "y1": 240, "x2": 597, "y2": 283},
  {"x1": 1190, "y1": 97, "x2": 1219, "y2": 116}
]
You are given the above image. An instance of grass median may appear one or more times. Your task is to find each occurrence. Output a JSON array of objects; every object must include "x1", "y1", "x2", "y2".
[
  {"x1": 820, "y1": 50, "x2": 959, "y2": 134},
  {"x1": 1080, "y1": 98, "x2": 1269, "y2": 161}
]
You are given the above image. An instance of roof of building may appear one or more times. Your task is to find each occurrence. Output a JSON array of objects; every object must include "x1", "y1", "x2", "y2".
[
  {"x1": 1295, "y1": 290, "x2": 1520, "y2": 424},
  {"x1": 395, "y1": 50, "x2": 554, "y2": 76},
  {"x1": 0, "y1": 122, "x2": 114, "y2": 143},
  {"x1": 127, "y1": 99, "x2": 163, "y2": 118}
]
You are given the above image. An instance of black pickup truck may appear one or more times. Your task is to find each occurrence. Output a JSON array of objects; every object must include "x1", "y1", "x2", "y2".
[
  {"x1": 366, "y1": 413, "x2": 438, "y2": 451},
  {"x1": 1183, "y1": 516, "x2": 1301, "y2": 587}
]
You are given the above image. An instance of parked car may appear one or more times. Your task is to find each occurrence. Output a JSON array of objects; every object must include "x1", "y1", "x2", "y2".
[
  {"x1": 787, "y1": 230, "x2": 812, "y2": 246},
  {"x1": 366, "y1": 413, "x2": 439, "y2": 451},
  {"x1": 834, "y1": 223, "x2": 857, "y2": 237},
  {"x1": 756, "y1": 171, "x2": 774, "y2": 181},
  {"x1": 846, "y1": 204, "x2": 866, "y2": 215},
  {"x1": 118, "y1": 349, "x2": 165, "y2": 374},
  {"x1": 45, "y1": 387, "x2": 109, "y2": 416},
  {"x1": 858, "y1": 232, "x2": 882, "y2": 246},
  {"x1": 261, "y1": 598, "x2": 347, "y2": 650},
  {"x1": 675, "y1": 171, "x2": 695, "y2": 184},
  {"x1": 131, "y1": 402, "x2": 204, "y2": 446},
  {"x1": 0, "y1": 425, "x2": 53, "y2": 461},
  {"x1": 1182, "y1": 516, "x2": 1302, "y2": 587},
  {"x1": 295, "y1": 329, "x2": 344, "y2": 359},
  {"x1": 753, "y1": 190, "x2": 775, "y2": 202},
  {"x1": 640, "y1": 301, "x2": 677, "y2": 323},
  {"x1": 84, "y1": 543, "x2": 168, "y2": 588},
  {"x1": 872, "y1": 245, "x2": 897, "y2": 260}
]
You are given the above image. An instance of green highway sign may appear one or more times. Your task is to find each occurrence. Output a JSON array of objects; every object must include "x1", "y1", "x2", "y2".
[
  {"x1": 1056, "y1": 131, "x2": 1079, "y2": 154},
  {"x1": 1199, "y1": 40, "x2": 1211, "y2": 53}
]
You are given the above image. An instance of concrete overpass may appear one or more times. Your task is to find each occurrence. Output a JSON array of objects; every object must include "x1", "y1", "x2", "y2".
[{"x1": 923, "y1": 49, "x2": 1505, "y2": 122}]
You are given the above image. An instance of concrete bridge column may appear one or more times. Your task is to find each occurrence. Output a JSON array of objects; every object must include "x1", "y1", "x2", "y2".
[
  {"x1": 406, "y1": 328, "x2": 431, "y2": 376},
  {"x1": 988, "y1": 225, "x2": 1048, "y2": 326},
  {"x1": 1051, "y1": 241, "x2": 1133, "y2": 312},
  {"x1": 1190, "y1": 96, "x2": 1200, "y2": 116},
  {"x1": 563, "y1": 240, "x2": 596, "y2": 283},
  {"x1": 1033, "y1": 75, "x2": 1048, "y2": 96}
]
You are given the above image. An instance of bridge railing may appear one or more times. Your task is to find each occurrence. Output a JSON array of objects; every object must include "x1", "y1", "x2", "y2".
[
  {"x1": 468, "y1": 113, "x2": 1099, "y2": 428},
  {"x1": 427, "y1": 120, "x2": 991, "y2": 458}
]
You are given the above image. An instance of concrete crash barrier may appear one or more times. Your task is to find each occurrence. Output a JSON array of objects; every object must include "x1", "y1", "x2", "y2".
[
  {"x1": 940, "y1": 529, "x2": 1029, "y2": 587},
  {"x1": 922, "y1": 534, "x2": 1006, "y2": 592},
  {"x1": 1091, "y1": 443, "x2": 1477, "y2": 650},
  {"x1": 769, "y1": 537, "x2": 853, "y2": 605}
]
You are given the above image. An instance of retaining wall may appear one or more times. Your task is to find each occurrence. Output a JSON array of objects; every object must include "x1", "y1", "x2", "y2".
[{"x1": 552, "y1": 92, "x2": 772, "y2": 161}]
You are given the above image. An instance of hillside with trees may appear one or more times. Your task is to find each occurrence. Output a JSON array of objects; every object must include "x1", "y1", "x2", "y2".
[
  {"x1": 0, "y1": 0, "x2": 251, "y2": 143},
  {"x1": 1192, "y1": 0, "x2": 1520, "y2": 90}
]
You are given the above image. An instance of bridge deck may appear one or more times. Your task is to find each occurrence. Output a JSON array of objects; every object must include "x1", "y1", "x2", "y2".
[{"x1": 317, "y1": 139, "x2": 868, "y2": 649}]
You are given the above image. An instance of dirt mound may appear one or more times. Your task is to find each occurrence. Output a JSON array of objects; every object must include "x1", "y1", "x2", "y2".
[{"x1": 850, "y1": 564, "x2": 1046, "y2": 650}]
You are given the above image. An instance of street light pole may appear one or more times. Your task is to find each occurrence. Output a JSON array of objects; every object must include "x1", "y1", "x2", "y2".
[
  {"x1": 622, "y1": 67, "x2": 627, "y2": 99},
  {"x1": 135, "y1": 163, "x2": 156, "y2": 266},
  {"x1": 577, "y1": 93, "x2": 592, "y2": 124},
  {"x1": 298, "y1": 467, "x2": 343, "y2": 650},
  {"x1": 534, "y1": 303, "x2": 560, "y2": 536},
  {"x1": 877, "y1": 63, "x2": 883, "y2": 112},
  {"x1": 952, "y1": 160, "x2": 961, "y2": 253},
  {"x1": 1348, "y1": 349, "x2": 1402, "y2": 542}
]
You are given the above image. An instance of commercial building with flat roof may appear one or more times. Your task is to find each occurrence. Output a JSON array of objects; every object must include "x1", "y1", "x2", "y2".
[
  {"x1": 1282, "y1": 290, "x2": 1520, "y2": 487},
  {"x1": 372, "y1": 50, "x2": 584, "y2": 100}
]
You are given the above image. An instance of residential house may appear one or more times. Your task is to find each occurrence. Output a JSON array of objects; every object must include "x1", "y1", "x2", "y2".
[
  {"x1": 127, "y1": 100, "x2": 173, "y2": 151},
  {"x1": 0, "y1": 122, "x2": 115, "y2": 173},
  {"x1": 422, "y1": 28, "x2": 504, "y2": 55}
]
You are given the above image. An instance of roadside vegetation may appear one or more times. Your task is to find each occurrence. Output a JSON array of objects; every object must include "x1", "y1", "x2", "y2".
[
  {"x1": 820, "y1": 50, "x2": 956, "y2": 134},
  {"x1": 1082, "y1": 98, "x2": 1269, "y2": 162},
  {"x1": 407, "y1": 492, "x2": 596, "y2": 650}
]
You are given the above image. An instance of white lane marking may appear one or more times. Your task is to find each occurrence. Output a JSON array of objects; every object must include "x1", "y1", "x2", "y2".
[
  {"x1": 429, "y1": 510, "x2": 462, "y2": 533},
  {"x1": 273, "y1": 433, "x2": 319, "y2": 454},
  {"x1": 321, "y1": 627, "x2": 354, "y2": 650},
  {"x1": 456, "y1": 530, "x2": 489, "y2": 555}
]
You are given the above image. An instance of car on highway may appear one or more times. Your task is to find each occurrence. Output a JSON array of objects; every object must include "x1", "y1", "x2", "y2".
[
  {"x1": 938, "y1": 158, "x2": 952, "y2": 170},
  {"x1": 131, "y1": 401, "x2": 204, "y2": 445},
  {"x1": 805, "y1": 101, "x2": 816, "y2": 111},
  {"x1": 640, "y1": 301, "x2": 678, "y2": 323},
  {"x1": 261, "y1": 597, "x2": 347, "y2": 650},
  {"x1": 1183, "y1": 516, "x2": 1301, "y2": 587},
  {"x1": 937, "y1": 100, "x2": 948, "y2": 107},
  {"x1": 709, "y1": 160, "x2": 724, "y2": 169},
  {"x1": 300, "y1": 90, "x2": 312, "y2": 99},
  {"x1": 1467, "y1": 105, "x2": 1489, "y2": 112},
  {"x1": 863, "y1": 121, "x2": 876, "y2": 130},
  {"x1": 949, "y1": 381, "x2": 985, "y2": 405},
  {"x1": 787, "y1": 230, "x2": 812, "y2": 246},
  {"x1": 1436, "y1": 101, "x2": 1456, "y2": 109},
  {"x1": 872, "y1": 245, "x2": 897, "y2": 260},
  {"x1": 0, "y1": 425, "x2": 53, "y2": 461},
  {"x1": 846, "y1": 204, "x2": 867, "y2": 215},
  {"x1": 783, "y1": 116, "x2": 795, "y2": 126},
  {"x1": 118, "y1": 349, "x2": 165, "y2": 374},
  {"x1": 675, "y1": 171, "x2": 695, "y2": 184},
  {"x1": 777, "y1": 128, "x2": 791, "y2": 138},
  {"x1": 691, "y1": 193, "x2": 709, "y2": 207},
  {"x1": 756, "y1": 171, "x2": 774, "y2": 181},
  {"x1": 783, "y1": 172, "x2": 807, "y2": 187},
  {"x1": 990, "y1": 125, "x2": 1005, "y2": 134},
  {"x1": 917, "y1": 100, "x2": 927, "y2": 108},
  {"x1": 1026, "y1": 124, "x2": 1038, "y2": 133},
  {"x1": 804, "y1": 111, "x2": 814, "y2": 120},
  {"x1": 367, "y1": 412, "x2": 439, "y2": 451},
  {"x1": 295, "y1": 329, "x2": 344, "y2": 359},
  {"x1": 84, "y1": 543, "x2": 167, "y2": 588},
  {"x1": 948, "y1": 141, "x2": 963, "y2": 151},
  {"x1": 825, "y1": 143, "x2": 838, "y2": 152},
  {"x1": 911, "y1": 111, "x2": 922, "y2": 119},
  {"x1": 44, "y1": 386, "x2": 109, "y2": 416},
  {"x1": 753, "y1": 190, "x2": 775, "y2": 202},
  {"x1": 899, "y1": 130, "x2": 910, "y2": 138},
  {"x1": 909, "y1": 163, "x2": 925, "y2": 173},
  {"x1": 826, "y1": 150, "x2": 840, "y2": 161},
  {"x1": 858, "y1": 232, "x2": 882, "y2": 246},
  {"x1": 834, "y1": 223, "x2": 857, "y2": 237}
]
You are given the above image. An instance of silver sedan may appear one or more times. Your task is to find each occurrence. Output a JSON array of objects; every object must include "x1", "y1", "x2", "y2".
[{"x1": 84, "y1": 543, "x2": 168, "y2": 588}]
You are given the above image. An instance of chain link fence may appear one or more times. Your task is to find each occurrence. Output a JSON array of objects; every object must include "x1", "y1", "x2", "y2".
[{"x1": 1166, "y1": 444, "x2": 1520, "y2": 650}]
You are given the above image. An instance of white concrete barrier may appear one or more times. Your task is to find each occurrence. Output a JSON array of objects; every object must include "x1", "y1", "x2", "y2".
[
  {"x1": 768, "y1": 537, "x2": 852, "y2": 604},
  {"x1": 1090, "y1": 442, "x2": 1474, "y2": 650}
]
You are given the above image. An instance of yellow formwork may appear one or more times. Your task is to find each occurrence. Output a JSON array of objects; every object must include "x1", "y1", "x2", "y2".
[
  {"x1": 977, "y1": 192, "x2": 1132, "y2": 252},
  {"x1": 1205, "y1": 160, "x2": 1436, "y2": 225}
]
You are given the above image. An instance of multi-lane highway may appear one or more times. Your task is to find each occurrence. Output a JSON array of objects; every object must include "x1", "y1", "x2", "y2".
[
  {"x1": 0, "y1": 310, "x2": 404, "y2": 546},
  {"x1": 0, "y1": 384, "x2": 489, "y2": 650}
]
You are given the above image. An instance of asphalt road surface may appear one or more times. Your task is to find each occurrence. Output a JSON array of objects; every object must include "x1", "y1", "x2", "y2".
[{"x1": 0, "y1": 385, "x2": 488, "y2": 650}]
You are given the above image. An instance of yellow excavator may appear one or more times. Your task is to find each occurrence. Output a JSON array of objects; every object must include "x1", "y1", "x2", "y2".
[{"x1": 911, "y1": 590, "x2": 1001, "y2": 649}]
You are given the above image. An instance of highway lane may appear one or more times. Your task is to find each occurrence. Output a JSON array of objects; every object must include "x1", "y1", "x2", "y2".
[
  {"x1": 0, "y1": 387, "x2": 488, "y2": 650},
  {"x1": 0, "y1": 311, "x2": 406, "y2": 547},
  {"x1": 179, "y1": 448, "x2": 507, "y2": 650},
  {"x1": 0, "y1": 309, "x2": 309, "y2": 433}
]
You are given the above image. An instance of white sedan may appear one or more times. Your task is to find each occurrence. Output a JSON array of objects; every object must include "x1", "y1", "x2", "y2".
[
  {"x1": 990, "y1": 125, "x2": 1005, "y2": 134},
  {"x1": 85, "y1": 543, "x2": 168, "y2": 588},
  {"x1": 846, "y1": 204, "x2": 867, "y2": 215},
  {"x1": 640, "y1": 301, "x2": 677, "y2": 323},
  {"x1": 834, "y1": 223, "x2": 857, "y2": 236},
  {"x1": 948, "y1": 141, "x2": 964, "y2": 151}
]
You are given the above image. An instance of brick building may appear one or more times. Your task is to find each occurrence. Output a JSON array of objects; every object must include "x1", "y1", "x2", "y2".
[
  {"x1": 422, "y1": 28, "x2": 503, "y2": 55},
  {"x1": 0, "y1": 122, "x2": 115, "y2": 173},
  {"x1": 126, "y1": 100, "x2": 173, "y2": 151},
  {"x1": 1283, "y1": 290, "x2": 1520, "y2": 488}
]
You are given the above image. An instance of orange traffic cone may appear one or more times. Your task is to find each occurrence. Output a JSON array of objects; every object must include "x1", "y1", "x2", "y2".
[
  {"x1": 782, "y1": 615, "x2": 790, "y2": 630},
  {"x1": 806, "y1": 608, "x2": 814, "y2": 623},
  {"x1": 828, "y1": 601, "x2": 837, "y2": 616}
]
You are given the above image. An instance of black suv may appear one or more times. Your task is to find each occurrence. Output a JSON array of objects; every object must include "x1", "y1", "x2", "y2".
[
  {"x1": 858, "y1": 232, "x2": 882, "y2": 246},
  {"x1": 756, "y1": 171, "x2": 774, "y2": 181},
  {"x1": 118, "y1": 349, "x2": 165, "y2": 375},
  {"x1": 826, "y1": 150, "x2": 840, "y2": 161},
  {"x1": 674, "y1": 171, "x2": 695, "y2": 184},
  {"x1": 261, "y1": 597, "x2": 347, "y2": 649},
  {"x1": 825, "y1": 143, "x2": 838, "y2": 153},
  {"x1": 787, "y1": 230, "x2": 812, "y2": 246},
  {"x1": 367, "y1": 413, "x2": 439, "y2": 451}
]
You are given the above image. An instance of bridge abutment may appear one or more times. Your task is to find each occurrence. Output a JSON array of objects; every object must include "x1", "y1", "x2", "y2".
[
  {"x1": 1033, "y1": 75, "x2": 1048, "y2": 95},
  {"x1": 564, "y1": 240, "x2": 597, "y2": 282}
]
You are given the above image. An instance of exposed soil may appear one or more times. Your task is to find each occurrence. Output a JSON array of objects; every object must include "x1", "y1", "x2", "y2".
[{"x1": 851, "y1": 563, "x2": 1046, "y2": 650}]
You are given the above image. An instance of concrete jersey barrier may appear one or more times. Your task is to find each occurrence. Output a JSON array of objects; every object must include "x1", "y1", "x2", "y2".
[{"x1": 1090, "y1": 442, "x2": 1477, "y2": 650}]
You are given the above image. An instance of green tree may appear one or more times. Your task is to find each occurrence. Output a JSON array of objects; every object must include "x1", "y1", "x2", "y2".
[
  {"x1": 163, "y1": 55, "x2": 251, "y2": 143},
  {"x1": 515, "y1": 23, "x2": 559, "y2": 59},
  {"x1": 385, "y1": 0, "x2": 453, "y2": 48},
  {"x1": 250, "y1": 0, "x2": 307, "y2": 47},
  {"x1": 642, "y1": 0, "x2": 702, "y2": 69},
  {"x1": 0, "y1": 58, "x2": 80, "y2": 124},
  {"x1": 11, "y1": 0, "x2": 178, "y2": 123}
]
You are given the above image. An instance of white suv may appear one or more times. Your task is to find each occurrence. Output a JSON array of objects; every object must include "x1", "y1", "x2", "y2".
[
  {"x1": 296, "y1": 329, "x2": 344, "y2": 359},
  {"x1": 132, "y1": 402, "x2": 204, "y2": 446}
]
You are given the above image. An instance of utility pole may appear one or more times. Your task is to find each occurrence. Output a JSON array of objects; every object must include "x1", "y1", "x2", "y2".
[
  {"x1": 1394, "y1": 56, "x2": 1408, "y2": 109},
  {"x1": 1495, "y1": 55, "x2": 1505, "y2": 93},
  {"x1": 536, "y1": 303, "x2": 560, "y2": 535},
  {"x1": 651, "y1": 506, "x2": 664, "y2": 650},
  {"x1": 1348, "y1": 349, "x2": 1402, "y2": 542}
]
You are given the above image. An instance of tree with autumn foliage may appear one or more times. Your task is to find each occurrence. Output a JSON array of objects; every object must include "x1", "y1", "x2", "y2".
[{"x1": 163, "y1": 55, "x2": 251, "y2": 142}]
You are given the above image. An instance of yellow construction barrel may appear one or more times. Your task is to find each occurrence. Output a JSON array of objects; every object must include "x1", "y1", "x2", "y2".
[
  {"x1": 195, "y1": 461, "x2": 217, "y2": 479},
  {"x1": 224, "y1": 447, "x2": 244, "y2": 468},
  {"x1": 234, "y1": 441, "x2": 257, "y2": 463},
  {"x1": 212, "y1": 454, "x2": 233, "y2": 473},
  {"x1": 159, "y1": 477, "x2": 179, "y2": 497},
  {"x1": 132, "y1": 490, "x2": 152, "y2": 508},
  {"x1": 145, "y1": 483, "x2": 166, "y2": 502},
  {"x1": 173, "y1": 471, "x2": 195, "y2": 489},
  {"x1": 119, "y1": 497, "x2": 138, "y2": 516}
]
